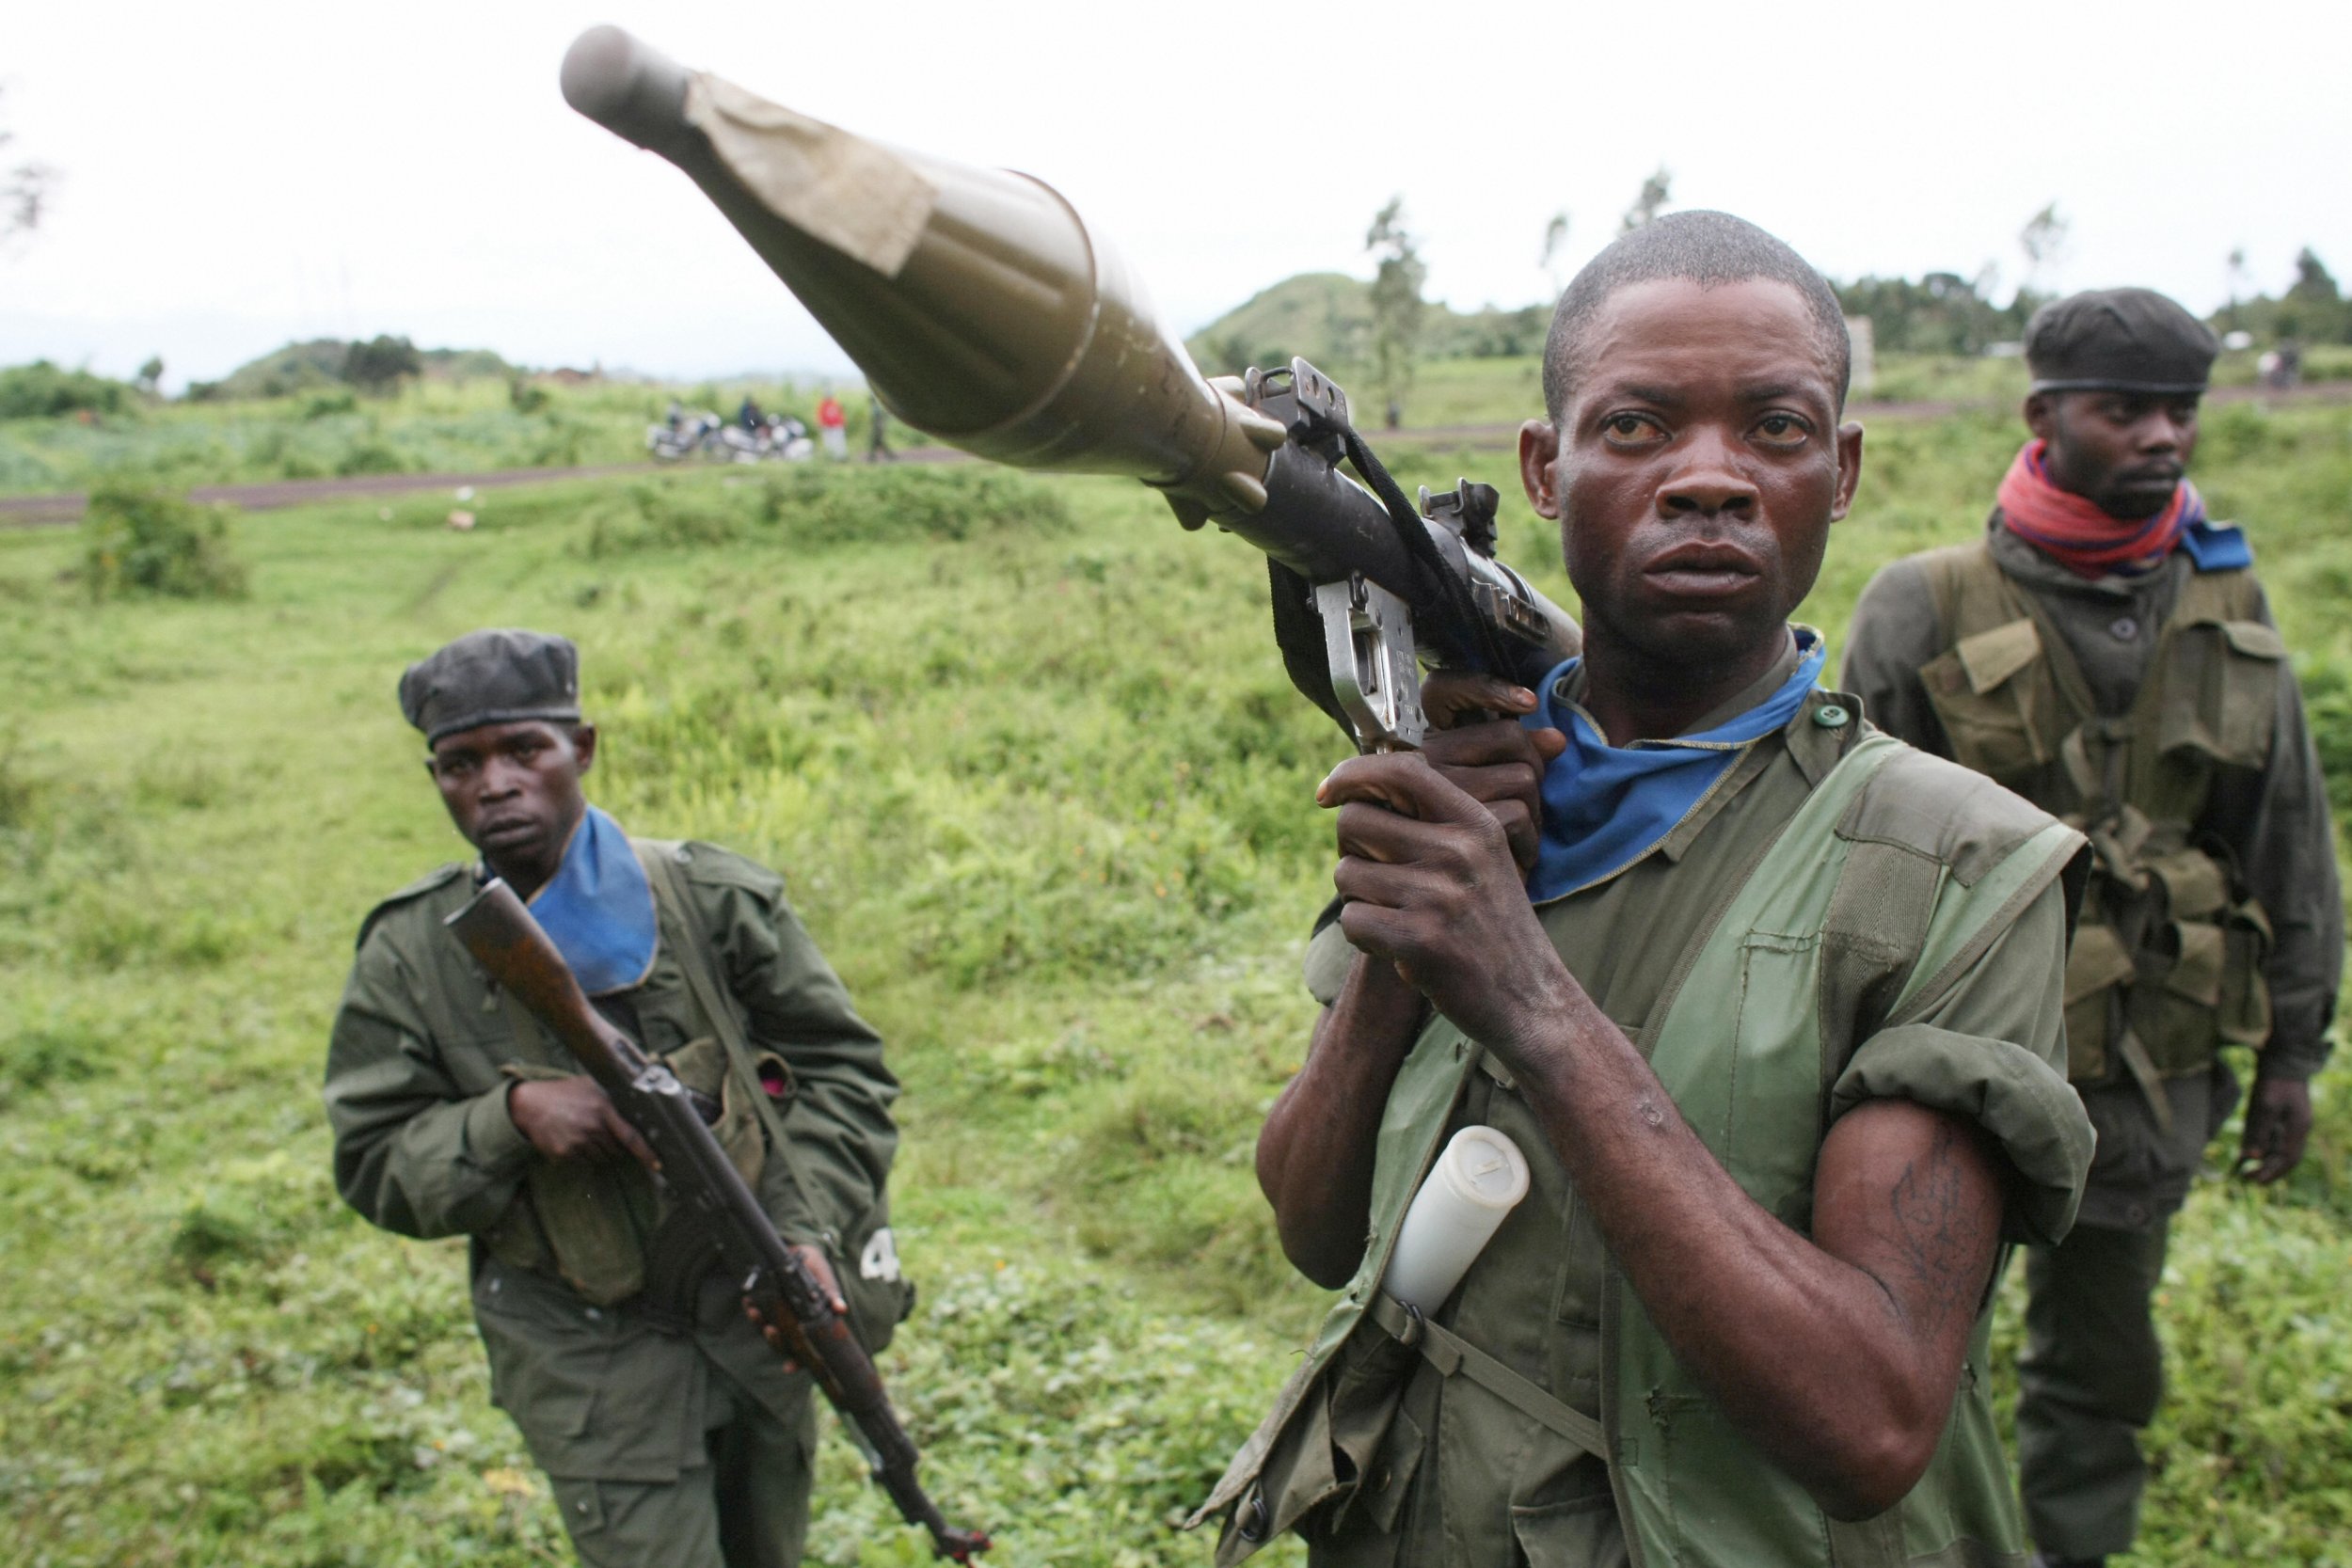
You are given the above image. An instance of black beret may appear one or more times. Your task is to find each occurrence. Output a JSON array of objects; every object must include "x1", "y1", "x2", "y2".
[
  {"x1": 399, "y1": 628, "x2": 581, "y2": 746},
  {"x1": 2025, "y1": 287, "x2": 2217, "y2": 395}
]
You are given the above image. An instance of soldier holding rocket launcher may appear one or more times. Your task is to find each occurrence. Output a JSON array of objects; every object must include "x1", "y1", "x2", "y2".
[{"x1": 554, "y1": 28, "x2": 2099, "y2": 1566}]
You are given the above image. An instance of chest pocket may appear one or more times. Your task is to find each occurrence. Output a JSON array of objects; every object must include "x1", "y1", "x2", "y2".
[
  {"x1": 2155, "y1": 618, "x2": 2282, "y2": 770},
  {"x1": 1920, "y1": 618, "x2": 2063, "y2": 786}
]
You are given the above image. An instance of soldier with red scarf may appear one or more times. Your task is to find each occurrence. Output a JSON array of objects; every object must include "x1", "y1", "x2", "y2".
[{"x1": 1840, "y1": 288, "x2": 2342, "y2": 1568}]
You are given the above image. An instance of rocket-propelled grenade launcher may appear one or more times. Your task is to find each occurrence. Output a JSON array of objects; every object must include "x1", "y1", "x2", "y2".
[{"x1": 559, "y1": 26, "x2": 1578, "y2": 748}]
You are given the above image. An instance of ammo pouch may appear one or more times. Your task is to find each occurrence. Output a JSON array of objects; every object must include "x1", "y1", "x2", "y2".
[
  {"x1": 2064, "y1": 840, "x2": 2273, "y2": 1087},
  {"x1": 1230, "y1": 1294, "x2": 1427, "y2": 1558},
  {"x1": 1235, "y1": 1291, "x2": 1618, "y2": 1560},
  {"x1": 482, "y1": 1036, "x2": 785, "y2": 1307},
  {"x1": 1917, "y1": 544, "x2": 2282, "y2": 1088},
  {"x1": 481, "y1": 1060, "x2": 660, "y2": 1305}
]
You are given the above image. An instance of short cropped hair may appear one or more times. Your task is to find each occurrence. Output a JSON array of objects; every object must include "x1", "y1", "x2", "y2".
[{"x1": 1541, "y1": 211, "x2": 1851, "y2": 422}]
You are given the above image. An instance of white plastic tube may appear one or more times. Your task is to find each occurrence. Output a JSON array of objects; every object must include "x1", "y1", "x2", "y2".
[{"x1": 1378, "y1": 1125, "x2": 1533, "y2": 1314}]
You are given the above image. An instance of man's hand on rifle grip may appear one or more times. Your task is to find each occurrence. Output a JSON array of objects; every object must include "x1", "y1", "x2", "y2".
[
  {"x1": 508, "y1": 1076, "x2": 660, "y2": 1170},
  {"x1": 1415, "y1": 671, "x2": 1566, "y2": 873}
]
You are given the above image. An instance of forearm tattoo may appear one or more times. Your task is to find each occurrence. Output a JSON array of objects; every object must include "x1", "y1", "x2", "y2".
[{"x1": 1883, "y1": 1118, "x2": 1994, "y2": 1333}]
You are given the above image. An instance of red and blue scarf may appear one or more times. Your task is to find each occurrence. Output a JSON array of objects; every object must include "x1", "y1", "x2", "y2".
[{"x1": 1996, "y1": 439, "x2": 2250, "y2": 577}]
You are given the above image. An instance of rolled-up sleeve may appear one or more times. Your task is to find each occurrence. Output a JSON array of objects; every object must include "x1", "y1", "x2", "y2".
[{"x1": 1828, "y1": 881, "x2": 2094, "y2": 1245}]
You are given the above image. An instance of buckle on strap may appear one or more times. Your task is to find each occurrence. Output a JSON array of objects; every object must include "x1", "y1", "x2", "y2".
[
  {"x1": 1367, "y1": 1291, "x2": 1606, "y2": 1461},
  {"x1": 1369, "y1": 1292, "x2": 1426, "y2": 1349}
]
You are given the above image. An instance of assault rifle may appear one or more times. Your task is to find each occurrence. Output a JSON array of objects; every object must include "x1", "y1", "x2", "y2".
[
  {"x1": 444, "y1": 879, "x2": 990, "y2": 1564},
  {"x1": 557, "y1": 26, "x2": 1579, "y2": 752}
]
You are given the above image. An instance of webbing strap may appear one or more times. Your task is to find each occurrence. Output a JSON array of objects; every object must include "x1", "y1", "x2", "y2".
[
  {"x1": 1368, "y1": 1292, "x2": 1608, "y2": 1461},
  {"x1": 2114, "y1": 1029, "x2": 2178, "y2": 1136},
  {"x1": 635, "y1": 843, "x2": 827, "y2": 1231}
]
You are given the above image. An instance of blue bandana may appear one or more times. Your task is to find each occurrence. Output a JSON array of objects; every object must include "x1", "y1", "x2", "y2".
[
  {"x1": 1523, "y1": 630, "x2": 1830, "y2": 905},
  {"x1": 526, "y1": 805, "x2": 659, "y2": 995}
]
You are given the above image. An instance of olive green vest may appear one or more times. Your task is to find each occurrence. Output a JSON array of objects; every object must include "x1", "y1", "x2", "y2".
[
  {"x1": 1912, "y1": 542, "x2": 2277, "y2": 1095},
  {"x1": 1199, "y1": 734, "x2": 2082, "y2": 1567}
]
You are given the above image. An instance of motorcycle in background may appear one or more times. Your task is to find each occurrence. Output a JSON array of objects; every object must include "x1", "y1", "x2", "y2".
[{"x1": 646, "y1": 408, "x2": 815, "y2": 463}]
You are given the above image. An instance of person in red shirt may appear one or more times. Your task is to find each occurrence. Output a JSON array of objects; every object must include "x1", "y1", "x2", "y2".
[{"x1": 817, "y1": 393, "x2": 847, "y2": 460}]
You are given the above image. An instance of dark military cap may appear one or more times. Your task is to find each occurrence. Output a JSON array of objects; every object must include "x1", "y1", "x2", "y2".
[
  {"x1": 399, "y1": 628, "x2": 581, "y2": 745},
  {"x1": 2025, "y1": 287, "x2": 2217, "y2": 395}
]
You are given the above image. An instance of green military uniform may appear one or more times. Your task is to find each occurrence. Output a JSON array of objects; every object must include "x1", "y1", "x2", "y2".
[
  {"x1": 1841, "y1": 522, "x2": 2341, "y2": 1561},
  {"x1": 326, "y1": 836, "x2": 904, "y2": 1567},
  {"x1": 1198, "y1": 641, "x2": 2098, "y2": 1567}
]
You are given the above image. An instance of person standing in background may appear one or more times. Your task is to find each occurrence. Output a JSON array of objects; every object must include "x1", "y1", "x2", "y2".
[
  {"x1": 817, "y1": 392, "x2": 848, "y2": 460},
  {"x1": 1840, "y1": 288, "x2": 2341, "y2": 1568},
  {"x1": 325, "y1": 629, "x2": 910, "y2": 1568}
]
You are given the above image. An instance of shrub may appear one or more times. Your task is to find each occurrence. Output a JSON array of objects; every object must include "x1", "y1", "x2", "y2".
[
  {"x1": 80, "y1": 482, "x2": 249, "y2": 599},
  {"x1": 343, "y1": 334, "x2": 421, "y2": 395},
  {"x1": 334, "y1": 440, "x2": 408, "y2": 477},
  {"x1": 755, "y1": 465, "x2": 1073, "y2": 546},
  {"x1": 0, "y1": 1019, "x2": 103, "y2": 1106},
  {"x1": 580, "y1": 467, "x2": 1070, "y2": 558},
  {"x1": 0, "y1": 358, "x2": 134, "y2": 419}
]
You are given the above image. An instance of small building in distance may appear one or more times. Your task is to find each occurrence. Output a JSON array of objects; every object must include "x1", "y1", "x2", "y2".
[{"x1": 1844, "y1": 316, "x2": 1875, "y2": 398}]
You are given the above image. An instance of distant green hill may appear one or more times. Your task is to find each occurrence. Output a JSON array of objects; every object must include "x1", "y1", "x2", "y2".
[
  {"x1": 1185, "y1": 273, "x2": 1549, "y2": 377},
  {"x1": 197, "y1": 339, "x2": 516, "y2": 401}
]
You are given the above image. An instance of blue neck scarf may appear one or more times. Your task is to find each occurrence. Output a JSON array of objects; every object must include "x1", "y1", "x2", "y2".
[
  {"x1": 524, "y1": 805, "x2": 659, "y2": 996},
  {"x1": 1523, "y1": 631, "x2": 1829, "y2": 904}
]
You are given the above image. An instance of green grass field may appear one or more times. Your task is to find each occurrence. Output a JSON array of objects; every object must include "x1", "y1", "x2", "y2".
[{"x1": 3, "y1": 405, "x2": 2349, "y2": 1566}]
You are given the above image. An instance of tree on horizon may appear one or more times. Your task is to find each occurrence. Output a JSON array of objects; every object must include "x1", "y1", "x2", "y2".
[
  {"x1": 1365, "y1": 197, "x2": 1426, "y2": 427},
  {"x1": 1619, "y1": 169, "x2": 1672, "y2": 234}
]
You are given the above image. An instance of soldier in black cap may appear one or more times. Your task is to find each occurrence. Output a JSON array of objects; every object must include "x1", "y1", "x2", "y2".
[
  {"x1": 1840, "y1": 290, "x2": 2341, "y2": 1566},
  {"x1": 326, "y1": 628, "x2": 912, "y2": 1568}
]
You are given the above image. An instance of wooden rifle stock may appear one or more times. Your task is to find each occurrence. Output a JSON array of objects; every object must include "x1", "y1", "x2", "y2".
[{"x1": 445, "y1": 878, "x2": 989, "y2": 1562}]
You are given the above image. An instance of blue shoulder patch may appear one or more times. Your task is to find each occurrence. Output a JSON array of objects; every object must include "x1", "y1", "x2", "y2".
[{"x1": 2180, "y1": 519, "x2": 2253, "y2": 572}]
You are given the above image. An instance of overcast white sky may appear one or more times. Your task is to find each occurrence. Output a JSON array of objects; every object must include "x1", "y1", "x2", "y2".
[{"x1": 3, "y1": 0, "x2": 2346, "y2": 390}]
